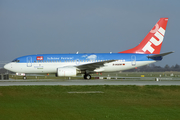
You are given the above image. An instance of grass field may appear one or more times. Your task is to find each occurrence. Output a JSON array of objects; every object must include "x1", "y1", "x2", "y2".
[{"x1": 0, "y1": 85, "x2": 180, "y2": 120}]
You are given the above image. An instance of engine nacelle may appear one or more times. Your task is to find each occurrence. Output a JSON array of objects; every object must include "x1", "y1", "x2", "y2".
[{"x1": 57, "y1": 67, "x2": 77, "y2": 77}]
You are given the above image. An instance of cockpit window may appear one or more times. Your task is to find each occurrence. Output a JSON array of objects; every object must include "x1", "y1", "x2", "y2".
[{"x1": 12, "y1": 59, "x2": 20, "y2": 62}]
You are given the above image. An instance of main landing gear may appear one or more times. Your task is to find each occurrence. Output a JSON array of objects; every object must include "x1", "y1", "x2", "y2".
[
  {"x1": 84, "y1": 74, "x2": 91, "y2": 80},
  {"x1": 23, "y1": 76, "x2": 27, "y2": 80}
]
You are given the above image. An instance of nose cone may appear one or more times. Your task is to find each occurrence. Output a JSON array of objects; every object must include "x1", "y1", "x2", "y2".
[{"x1": 4, "y1": 63, "x2": 11, "y2": 71}]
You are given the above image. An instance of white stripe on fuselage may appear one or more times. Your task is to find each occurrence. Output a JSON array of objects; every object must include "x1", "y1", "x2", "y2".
[{"x1": 6, "y1": 60, "x2": 156, "y2": 73}]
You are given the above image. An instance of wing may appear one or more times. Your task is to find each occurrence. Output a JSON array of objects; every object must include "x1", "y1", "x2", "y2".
[{"x1": 75, "y1": 60, "x2": 116, "y2": 71}]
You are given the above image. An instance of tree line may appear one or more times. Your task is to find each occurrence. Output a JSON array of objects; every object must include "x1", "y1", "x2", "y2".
[{"x1": 125, "y1": 64, "x2": 180, "y2": 72}]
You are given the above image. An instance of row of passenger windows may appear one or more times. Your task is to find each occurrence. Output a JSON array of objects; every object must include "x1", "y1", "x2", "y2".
[{"x1": 34, "y1": 60, "x2": 107, "y2": 63}]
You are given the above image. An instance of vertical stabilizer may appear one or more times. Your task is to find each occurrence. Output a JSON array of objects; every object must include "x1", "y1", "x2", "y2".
[{"x1": 119, "y1": 18, "x2": 168, "y2": 54}]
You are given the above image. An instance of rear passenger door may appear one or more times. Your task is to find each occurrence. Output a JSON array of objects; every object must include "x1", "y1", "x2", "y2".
[{"x1": 27, "y1": 57, "x2": 32, "y2": 67}]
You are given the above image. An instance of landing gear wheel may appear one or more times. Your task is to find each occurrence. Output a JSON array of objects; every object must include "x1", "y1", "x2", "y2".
[
  {"x1": 84, "y1": 74, "x2": 91, "y2": 80},
  {"x1": 23, "y1": 76, "x2": 27, "y2": 80},
  {"x1": 84, "y1": 75, "x2": 87, "y2": 79},
  {"x1": 86, "y1": 75, "x2": 91, "y2": 80}
]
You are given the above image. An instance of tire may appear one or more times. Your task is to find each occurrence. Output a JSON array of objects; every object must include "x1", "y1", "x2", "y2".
[
  {"x1": 23, "y1": 76, "x2": 27, "y2": 80},
  {"x1": 84, "y1": 74, "x2": 91, "y2": 80},
  {"x1": 84, "y1": 74, "x2": 87, "y2": 79}
]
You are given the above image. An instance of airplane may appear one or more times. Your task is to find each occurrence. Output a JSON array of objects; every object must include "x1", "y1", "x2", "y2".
[{"x1": 4, "y1": 18, "x2": 173, "y2": 79}]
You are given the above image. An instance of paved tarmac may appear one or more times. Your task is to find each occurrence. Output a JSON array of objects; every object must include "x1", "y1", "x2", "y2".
[{"x1": 0, "y1": 79, "x2": 180, "y2": 86}]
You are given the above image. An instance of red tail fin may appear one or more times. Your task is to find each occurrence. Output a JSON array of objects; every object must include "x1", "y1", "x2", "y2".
[{"x1": 119, "y1": 18, "x2": 168, "y2": 54}]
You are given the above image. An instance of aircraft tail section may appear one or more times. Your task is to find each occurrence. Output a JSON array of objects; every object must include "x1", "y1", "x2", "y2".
[{"x1": 119, "y1": 18, "x2": 168, "y2": 54}]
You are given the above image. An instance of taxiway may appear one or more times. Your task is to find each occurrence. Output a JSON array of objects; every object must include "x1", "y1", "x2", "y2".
[{"x1": 0, "y1": 79, "x2": 180, "y2": 86}]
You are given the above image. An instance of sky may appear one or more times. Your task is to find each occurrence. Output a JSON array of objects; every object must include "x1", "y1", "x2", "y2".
[{"x1": 0, "y1": 0, "x2": 179, "y2": 67}]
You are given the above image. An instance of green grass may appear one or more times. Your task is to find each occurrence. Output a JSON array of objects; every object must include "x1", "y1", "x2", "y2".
[{"x1": 0, "y1": 85, "x2": 180, "y2": 120}]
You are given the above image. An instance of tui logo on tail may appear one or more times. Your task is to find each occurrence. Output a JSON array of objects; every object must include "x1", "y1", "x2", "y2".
[
  {"x1": 142, "y1": 27, "x2": 165, "y2": 53},
  {"x1": 119, "y1": 18, "x2": 168, "y2": 54}
]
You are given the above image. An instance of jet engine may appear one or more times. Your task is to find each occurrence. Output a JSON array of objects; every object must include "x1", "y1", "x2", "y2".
[{"x1": 57, "y1": 67, "x2": 77, "y2": 77}]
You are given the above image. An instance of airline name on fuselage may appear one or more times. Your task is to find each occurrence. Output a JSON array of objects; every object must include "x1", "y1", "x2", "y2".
[
  {"x1": 47, "y1": 57, "x2": 60, "y2": 60},
  {"x1": 61, "y1": 57, "x2": 73, "y2": 60},
  {"x1": 47, "y1": 57, "x2": 74, "y2": 60}
]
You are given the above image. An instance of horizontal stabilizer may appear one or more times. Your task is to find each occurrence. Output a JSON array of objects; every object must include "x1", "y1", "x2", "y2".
[{"x1": 148, "y1": 51, "x2": 174, "y2": 60}]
